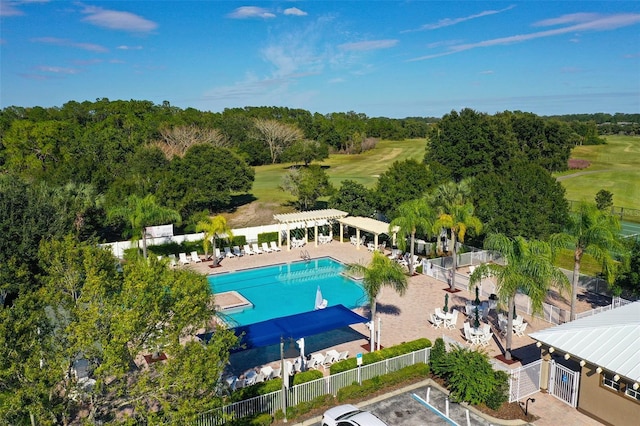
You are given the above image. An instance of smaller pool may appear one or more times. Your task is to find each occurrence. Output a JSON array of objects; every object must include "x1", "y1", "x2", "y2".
[{"x1": 208, "y1": 257, "x2": 366, "y2": 326}]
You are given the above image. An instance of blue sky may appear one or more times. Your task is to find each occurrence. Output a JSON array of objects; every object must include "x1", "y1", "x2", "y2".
[{"x1": 1, "y1": 1, "x2": 639, "y2": 118}]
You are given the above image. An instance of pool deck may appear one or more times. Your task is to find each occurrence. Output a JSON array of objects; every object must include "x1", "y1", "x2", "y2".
[{"x1": 185, "y1": 241, "x2": 605, "y2": 425}]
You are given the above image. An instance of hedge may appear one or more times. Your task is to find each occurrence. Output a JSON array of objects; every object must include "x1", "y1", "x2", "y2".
[
  {"x1": 336, "y1": 363, "x2": 430, "y2": 402},
  {"x1": 329, "y1": 338, "x2": 431, "y2": 375},
  {"x1": 257, "y1": 232, "x2": 279, "y2": 244}
]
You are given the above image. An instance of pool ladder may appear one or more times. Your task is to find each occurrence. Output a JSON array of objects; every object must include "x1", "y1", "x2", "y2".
[{"x1": 300, "y1": 250, "x2": 311, "y2": 262}]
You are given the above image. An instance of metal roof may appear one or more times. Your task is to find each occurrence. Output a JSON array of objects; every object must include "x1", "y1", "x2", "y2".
[
  {"x1": 338, "y1": 216, "x2": 399, "y2": 235},
  {"x1": 273, "y1": 209, "x2": 348, "y2": 224},
  {"x1": 529, "y1": 301, "x2": 640, "y2": 382}
]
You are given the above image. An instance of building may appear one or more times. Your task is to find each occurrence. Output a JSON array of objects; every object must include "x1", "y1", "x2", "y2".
[{"x1": 530, "y1": 301, "x2": 640, "y2": 425}]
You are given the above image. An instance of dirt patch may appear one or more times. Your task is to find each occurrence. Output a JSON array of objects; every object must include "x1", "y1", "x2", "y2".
[{"x1": 225, "y1": 201, "x2": 289, "y2": 228}]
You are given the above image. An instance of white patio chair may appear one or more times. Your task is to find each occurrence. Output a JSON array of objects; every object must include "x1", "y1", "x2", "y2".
[
  {"x1": 190, "y1": 251, "x2": 202, "y2": 263},
  {"x1": 232, "y1": 246, "x2": 243, "y2": 257},
  {"x1": 514, "y1": 322, "x2": 528, "y2": 337},
  {"x1": 168, "y1": 254, "x2": 177, "y2": 267},
  {"x1": 322, "y1": 350, "x2": 339, "y2": 370},
  {"x1": 243, "y1": 244, "x2": 255, "y2": 255},
  {"x1": 463, "y1": 322, "x2": 480, "y2": 346},
  {"x1": 224, "y1": 247, "x2": 235, "y2": 258},
  {"x1": 251, "y1": 243, "x2": 263, "y2": 254},
  {"x1": 260, "y1": 365, "x2": 274, "y2": 379},
  {"x1": 307, "y1": 353, "x2": 324, "y2": 370},
  {"x1": 446, "y1": 309, "x2": 459, "y2": 329},
  {"x1": 270, "y1": 366, "x2": 282, "y2": 379},
  {"x1": 178, "y1": 252, "x2": 190, "y2": 265},
  {"x1": 479, "y1": 331, "x2": 493, "y2": 347},
  {"x1": 261, "y1": 242, "x2": 273, "y2": 253},
  {"x1": 337, "y1": 350, "x2": 349, "y2": 361},
  {"x1": 430, "y1": 313, "x2": 442, "y2": 329},
  {"x1": 270, "y1": 241, "x2": 282, "y2": 252}
]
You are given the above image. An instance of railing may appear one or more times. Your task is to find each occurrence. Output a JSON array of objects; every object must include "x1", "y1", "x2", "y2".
[
  {"x1": 196, "y1": 348, "x2": 431, "y2": 425},
  {"x1": 506, "y1": 360, "x2": 543, "y2": 403}
]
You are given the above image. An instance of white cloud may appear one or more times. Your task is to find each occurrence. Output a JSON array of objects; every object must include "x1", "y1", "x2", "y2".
[
  {"x1": 36, "y1": 65, "x2": 81, "y2": 74},
  {"x1": 404, "y1": 5, "x2": 515, "y2": 32},
  {"x1": 426, "y1": 40, "x2": 464, "y2": 49},
  {"x1": 479, "y1": 70, "x2": 494, "y2": 75},
  {"x1": 0, "y1": 2, "x2": 24, "y2": 16},
  {"x1": 227, "y1": 6, "x2": 276, "y2": 19},
  {"x1": 409, "y1": 13, "x2": 640, "y2": 61},
  {"x1": 284, "y1": 7, "x2": 307, "y2": 17},
  {"x1": 80, "y1": 4, "x2": 158, "y2": 32},
  {"x1": 329, "y1": 77, "x2": 345, "y2": 84},
  {"x1": 117, "y1": 45, "x2": 143, "y2": 50},
  {"x1": 532, "y1": 13, "x2": 599, "y2": 27},
  {"x1": 31, "y1": 37, "x2": 108, "y2": 52},
  {"x1": 338, "y1": 39, "x2": 398, "y2": 51}
]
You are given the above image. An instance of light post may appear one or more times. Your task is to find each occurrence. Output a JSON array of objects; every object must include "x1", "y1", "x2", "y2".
[{"x1": 280, "y1": 336, "x2": 287, "y2": 423}]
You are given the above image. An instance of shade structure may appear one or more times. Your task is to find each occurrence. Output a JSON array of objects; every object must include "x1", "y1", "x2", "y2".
[{"x1": 197, "y1": 304, "x2": 369, "y2": 352}]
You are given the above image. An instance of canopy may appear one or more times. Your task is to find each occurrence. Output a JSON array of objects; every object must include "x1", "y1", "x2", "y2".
[{"x1": 197, "y1": 304, "x2": 369, "y2": 351}]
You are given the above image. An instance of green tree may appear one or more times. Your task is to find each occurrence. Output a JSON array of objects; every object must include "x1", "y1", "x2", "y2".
[
  {"x1": 613, "y1": 238, "x2": 640, "y2": 298},
  {"x1": 375, "y1": 159, "x2": 434, "y2": 219},
  {"x1": 595, "y1": 189, "x2": 614, "y2": 211},
  {"x1": 107, "y1": 194, "x2": 182, "y2": 258},
  {"x1": 390, "y1": 199, "x2": 435, "y2": 275},
  {"x1": 328, "y1": 180, "x2": 376, "y2": 217},
  {"x1": 430, "y1": 179, "x2": 483, "y2": 291},
  {"x1": 280, "y1": 165, "x2": 334, "y2": 211},
  {"x1": 281, "y1": 139, "x2": 329, "y2": 166},
  {"x1": 253, "y1": 119, "x2": 303, "y2": 164},
  {"x1": 347, "y1": 252, "x2": 408, "y2": 350},
  {"x1": 196, "y1": 215, "x2": 233, "y2": 266},
  {"x1": 551, "y1": 202, "x2": 624, "y2": 320},
  {"x1": 470, "y1": 234, "x2": 569, "y2": 360}
]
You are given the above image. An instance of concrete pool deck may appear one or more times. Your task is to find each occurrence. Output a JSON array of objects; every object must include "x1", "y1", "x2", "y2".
[{"x1": 185, "y1": 240, "x2": 606, "y2": 425}]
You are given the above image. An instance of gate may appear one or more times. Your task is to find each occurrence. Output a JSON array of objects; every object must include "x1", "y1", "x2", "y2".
[
  {"x1": 548, "y1": 360, "x2": 580, "y2": 407},
  {"x1": 507, "y1": 359, "x2": 542, "y2": 403}
]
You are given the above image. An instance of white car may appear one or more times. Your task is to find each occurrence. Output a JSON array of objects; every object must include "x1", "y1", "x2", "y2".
[{"x1": 321, "y1": 404, "x2": 388, "y2": 426}]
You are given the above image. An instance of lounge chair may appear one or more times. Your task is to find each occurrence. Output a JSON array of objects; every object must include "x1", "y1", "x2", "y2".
[
  {"x1": 214, "y1": 248, "x2": 221, "y2": 259},
  {"x1": 270, "y1": 366, "x2": 282, "y2": 379},
  {"x1": 190, "y1": 251, "x2": 202, "y2": 263},
  {"x1": 233, "y1": 378, "x2": 246, "y2": 390},
  {"x1": 260, "y1": 365, "x2": 273, "y2": 379},
  {"x1": 168, "y1": 254, "x2": 177, "y2": 268},
  {"x1": 270, "y1": 241, "x2": 282, "y2": 252},
  {"x1": 322, "y1": 350, "x2": 339, "y2": 370},
  {"x1": 251, "y1": 243, "x2": 263, "y2": 254},
  {"x1": 337, "y1": 350, "x2": 349, "y2": 361},
  {"x1": 233, "y1": 246, "x2": 243, "y2": 257},
  {"x1": 243, "y1": 244, "x2": 255, "y2": 255},
  {"x1": 514, "y1": 322, "x2": 528, "y2": 337},
  {"x1": 307, "y1": 353, "x2": 324, "y2": 370},
  {"x1": 261, "y1": 242, "x2": 273, "y2": 253},
  {"x1": 178, "y1": 252, "x2": 190, "y2": 265},
  {"x1": 430, "y1": 313, "x2": 442, "y2": 329},
  {"x1": 224, "y1": 247, "x2": 235, "y2": 258}
]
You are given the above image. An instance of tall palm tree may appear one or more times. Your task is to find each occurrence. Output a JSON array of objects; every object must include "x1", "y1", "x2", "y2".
[
  {"x1": 470, "y1": 234, "x2": 569, "y2": 361},
  {"x1": 390, "y1": 199, "x2": 435, "y2": 275},
  {"x1": 196, "y1": 215, "x2": 233, "y2": 266},
  {"x1": 431, "y1": 179, "x2": 483, "y2": 291},
  {"x1": 551, "y1": 202, "x2": 623, "y2": 321},
  {"x1": 107, "y1": 194, "x2": 181, "y2": 259},
  {"x1": 347, "y1": 251, "x2": 408, "y2": 351}
]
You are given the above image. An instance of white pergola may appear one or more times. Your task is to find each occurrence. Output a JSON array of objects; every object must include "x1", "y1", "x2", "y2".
[
  {"x1": 273, "y1": 209, "x2": 348, "y2": 250},
  {"x1": 337, "y1": 216, "x2": 399, "y2": 250}
]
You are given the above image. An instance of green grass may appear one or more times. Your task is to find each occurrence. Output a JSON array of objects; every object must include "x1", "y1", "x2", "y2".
[
  {"x1": 557, "y1": 135, "x2": 640, "y2": 210},
  {"x1": 250, "y1": 138, "x2": 427, "y2": 204},
  {"x1": 555, "y1": 249, "x2": 602, "y2": 276}
]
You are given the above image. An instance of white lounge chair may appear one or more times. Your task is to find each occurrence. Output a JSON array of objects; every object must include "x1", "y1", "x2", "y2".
[
  {"x1": 214, "y1": 248, "x2": 222, "y2": 260},
  {"x1": 270, "y1": 241, "x2": 282, "y2": 252},
  {"x1": 260, "y1": 365, "x2": 273, "y2": 379},
  {"x1": 178, "y1": 252, "x2": 190, "y2": 265},
  {"x1": 307, "y1": 353, "x2": 324, "y2": 370},
  {"x1": 190, "y1": 251, "x2": 202, "y2": 263},
  {"x1": 233, "y1": 246, "x2": 243, "y2": 257},
  {"x1": 251, "y1": 243, "x2": 263, "y2": 254},
  {"x1": 261, "y1": 242, "x2": 273, "y2": 253},
  {"x1": 243, "y1": 244, "x2": 255, "y2": 255},
  {"x1": 270, "y1": 366, "x2": 282, "y2": 379},
  {"x1": 224, "y1": 247, "x2": 235, "y2": 258},
  {"x1": 168, "y1": 254, "x2": 177, "y2": 268},
  {"x1": 337, "y1": 350, "x2": 349, "y2": 361},
  {"x1": 322, "y1": 350, "x2": 339, "y2": 370}
]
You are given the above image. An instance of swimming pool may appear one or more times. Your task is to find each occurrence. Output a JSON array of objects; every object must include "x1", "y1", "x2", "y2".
[{"x1": 208, "y1": 257, "x2": 366, "y2": 326}]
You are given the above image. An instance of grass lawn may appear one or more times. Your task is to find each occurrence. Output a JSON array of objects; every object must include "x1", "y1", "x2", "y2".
[
  {"x1": 557, "y1": 135, "x2": 640, "y2": 210},
  {"x1": 555, "y1": 249, "x2": 602, "y2": 277}
]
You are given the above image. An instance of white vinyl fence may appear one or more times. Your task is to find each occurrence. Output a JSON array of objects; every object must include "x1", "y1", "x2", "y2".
[{"x1": 196, "y1": 348, "x2": 431, "y2": 425}]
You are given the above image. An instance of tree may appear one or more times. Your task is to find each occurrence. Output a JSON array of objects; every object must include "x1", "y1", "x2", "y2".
[
  {"x1": 551, "y1": 202, "x2": 624, "y2": 321},
  {"x1": 280, "y1": 165, "x2": 334, "y2": 211},
  {"x1": 613, "y1": 238, "x2": 640, "y2": 298},
  {"x1": 253, "y1": 119, "x2": 303, "y2": 164},
  {"x1": 374, "y1": 159, "x2": 434, "y2": 219},
  {"x1": 470, "y1": 234, "x2": 569, "y2": 360},
  {"x1": 595, "y1": 189, "x2": 614, "y2": 211},
  {"x1": 281, "y1": 139, "x2": 329, "y2": 166},
  {"x1": 328, "y1": 180, "x2": 376, "y2": 217},
  {"x1": 107, "y1": 194, "x2": 182, "y2": 258},
  {"x1": 155, "y1": 125, "x2": 229, "y2": 159},
  {"x1": 430, "y1": 179, "x2": 483, "y2": 291},
  {"x1": 196, "y1": 215, "x2": 233, "y2": 266},
  {"x1": 347, "y1": 252, "x2": 408, "y2": 351},
  {"x1": 390, "y1": 199, "x2": 435, "y2": 275}
]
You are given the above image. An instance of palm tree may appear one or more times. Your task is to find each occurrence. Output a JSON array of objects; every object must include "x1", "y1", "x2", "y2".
[
  {"x1": 551, "y1": 202, "x2": 623, "y2": 321},
  {"x1": 390, "y1": 199, "x2": 435, "y2": 275},
  {"x1": 196, "y1": 215, "x2": 233, "y2": 266},
  {"x1": 347, "y1": 251, "x2": 408, "y2": 351},
  {"x1": 431, "y1": 179, "x2": 483, "y2": 291},
  {"x1": 470, "y1": 234, "x2": 569, "y2": 361},
  {"x1": 107, "y1": 194, "x2": 181, "y2": 259}
]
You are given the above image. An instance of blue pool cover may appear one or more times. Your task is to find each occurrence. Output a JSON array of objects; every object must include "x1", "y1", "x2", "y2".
[{"x1": 197, "y1": 304, "x2": 369, "y2": 351}]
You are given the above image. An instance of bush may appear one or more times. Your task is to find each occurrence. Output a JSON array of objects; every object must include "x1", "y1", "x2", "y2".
[
  {"x1": 429, "y1": 338, "x2": 447, "y2": 377},
  {"x1": 285, "y1": 394, "x2": 333, "y2": 420},
  {"x1": 226, "y1": 412, "x2": 273, "y2": 426},
  {"x1": 258, "y1": 232, "x2": 279, "y2": 244},
  {"x1": 485, "y1": 370, "x2": 509, "y2": 410},
  {"x1": 440, "y1": 347, "x2": 497, "y2": 405},
  {"x1": 330, "y1": 338, "x2": 431, "y2": 374},
  {"x1": 293, "y1": 369, "x2": 323, "y2": 385},
  {"x1": 231, "y1": 235, "x2": 247, "y2": 247},
  {"x1": 231, "y1": 378, "x2": 283, "y2": 402},
  {"x1": 336, "y1": 363, "x2": 429, "y2": 402}
]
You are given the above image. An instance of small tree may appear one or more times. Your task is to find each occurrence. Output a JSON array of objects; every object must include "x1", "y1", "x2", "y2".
[
  {"x1": 280, "y1": 165, "x2": 334, "y2": 211},
  {"x1": 253, "y1": 119, "x2": 303, "y2": 164},
  {"x1": 390, "y1": 199, "x2": 435, "y2": 275},
  {"x1": 196, "y1": 215, "x2": 233, "y2": 265},
  {"x1": 595, "y1": 189, "x2": 614, "y2": 211}
]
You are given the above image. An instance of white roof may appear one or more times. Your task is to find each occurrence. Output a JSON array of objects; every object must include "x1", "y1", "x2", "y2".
[
  {"x1": 273, "y1": 209, "x2": 347, "y2": 224},
  {"x1": 338, "y1": 216, "x2": 399, "y2": 235},
  {"x1": 529, "y1": 302, "x2": 640, "y2": 382}
]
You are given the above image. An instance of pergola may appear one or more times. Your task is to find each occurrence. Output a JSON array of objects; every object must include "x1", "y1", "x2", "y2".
[
  {"x1": 337, "y1": 216, "x2": 399, "y2": 250},
  {"x1": 273, "y1": 209, "x2": 348, "y2": 250}
]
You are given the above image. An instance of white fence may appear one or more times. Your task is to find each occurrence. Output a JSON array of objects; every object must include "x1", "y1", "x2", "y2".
[
  {"x1": 505, "y1": 360, "x2": 543, "y2": 403},
  {"x1": 196, "y1": 348, "x2": 431, "y2": 425}
]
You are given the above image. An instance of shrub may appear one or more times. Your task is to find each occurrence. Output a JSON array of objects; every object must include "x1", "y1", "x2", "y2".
[
  {"x1": 485, "y1": 370, "x2": 509, "y2": 410},
  {"x1": 231, "y1": 235, "x2": 247, "y2": 246},
  {"x1": 441, "y1": 347, "x2": 496, "y2": 405},
  {"x1": 285, "y1": 394, "x2": 333, "y2": 420},
  {"x1": 429, "y1": 338, "x2": 447, "y2": 377},
  {"x1": 258, "y1": 232, "x2": 279, "y2": 244},
  {"x1": 330, "y1": 338, "x2": 431, "y2": 374},
  {"x1": 293, "y1": 369, "x2": 323, "y2": 385},
  {"x1": 336, "y1": 363, "x2": 429, "y2": 402},
  {"x1": 231, "y1": 378, "x2": 283, "y2": 402},
  {"x1": 568, "y1": 158, "x2": 591, "y2": 170}
]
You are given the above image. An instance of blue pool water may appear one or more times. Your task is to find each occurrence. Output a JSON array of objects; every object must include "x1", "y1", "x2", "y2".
[{"x1": 208, "y1": 257, "x2": 366, "y2": 326}]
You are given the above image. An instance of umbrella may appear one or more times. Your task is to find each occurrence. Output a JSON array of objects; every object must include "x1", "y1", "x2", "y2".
[
  {"x1": 474, "y1": 306, "x2": 480, "y2": 329},
  {"x1": 443, "y1": 293, "x2": 449, "y2": 313},
  {"x1": 474, "y1": 286, "x2": 481, "y2": 306},
  {"x1": 296, "y1": 337, "x2": 306, "y2": 371},
  {"x1": 513, "y1": 303, "x2": 517, "y2": 318}
]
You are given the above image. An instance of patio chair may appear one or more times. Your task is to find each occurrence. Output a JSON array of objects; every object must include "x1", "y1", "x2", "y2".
[
  {"x1": 178, "y1": 252, "x2": 190, "y2": 265},
  {"x1": 168, "y1": 254, "x2": 177, "y2": 268},
  {"x1": 463, "y1": 322, "x2": 480, "y2": 346},
  {"x1": 251, "y1": 243, "x2": 263, "y2": 254},
  {"x1": 190, "y1": 251, "x2": 202, "y2": 263},
  {"x1": 261, "y1": 242, "x2": 273, "y2": 253},
  {"x1": 270, "y1": 366, "x2": 282, "y2": 379},
  {"x1": 270, "y1": 241, "x2": 282, "y2": 252},
  {"x1": 479, "y1": 331, "x2": 493, "y2": 347},
  {"x1": 514, "y1": 322, "x2": 528, "y2": 337},
  {"x1": 322, "y1": 350, "x2": 339, "y2": 370},
  {"x1": 254, "y1": 372, "x2": 266, "y2": 383},
  {"x1": 243, "y1": 244, "x2": 255, "y2": 255},
  {"x1": 350, "y1": 236, "x2": 358, "y2": 245},
  {"x1": 293, "y1": 357, "x2": 303, "y2": 373},
  {"x1": 285, "y1": 360, "x2": 295, "y2": 376},
  {"x1": 233, "y1": 246, "x2": 243, "y2": 257},
  {"x1": 223, "y1": 247, "x2": 235, "y2": 258},
  {"x1": 337, "y1": 350, "x2": 349, "y2": 361},
  {"x1": 430, "y1": 313, "x2": 443, "y2": 329},
  {"x1": 260, "y1": 365, "x2": 273, "y2": 379},
  {"x1": 367, "y1": 243, "x2": 376, "y2": 252},
  {"x1": 233, "y1": 378, "x2": 246, "y2": 390},
  {"x1": 446, "y1": 309, "x2": 459, "y2": 329},
  {"x1": 307, "y1": 353, "x2": 324, "y2": 370}
]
